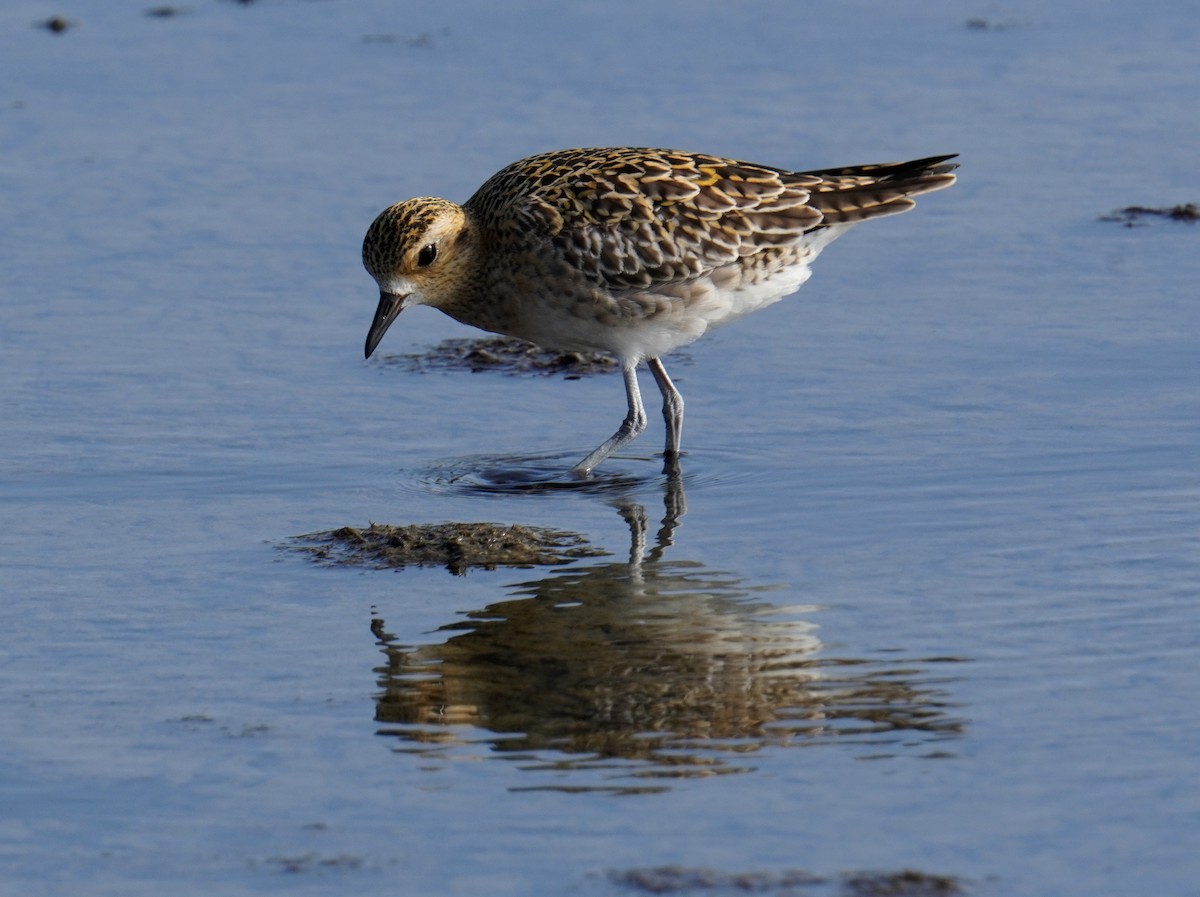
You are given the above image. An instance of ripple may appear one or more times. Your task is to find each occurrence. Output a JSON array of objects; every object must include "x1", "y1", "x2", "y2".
[
  {"x1": 403, "y1": 451, "x2": 661, "y2": 497},
  {"x1": 398, "y1": 447, "x2": 773, "y2": 498}
]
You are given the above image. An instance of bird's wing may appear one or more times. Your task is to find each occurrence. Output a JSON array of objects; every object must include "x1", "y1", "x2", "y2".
[
  {"x1": 474, "y1": 148, "x2": 823, "y2": 292},
  {"x1": 471, "y1": 148, "x2": 956, "y2": 294}
]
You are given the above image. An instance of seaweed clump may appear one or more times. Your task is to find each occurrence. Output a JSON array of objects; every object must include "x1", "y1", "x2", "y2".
[
  {"x1": 610, "y1": 866, "x2": 964, "y2": 896},
  {"x1": 609, "y1": 866, "x2": 964, "y2": 896},
  {"x1": 380, "y1": 336, "x2": 618, "y2": 377},
  {"x1": 290, "y1": 521, "x2": 604, "y2": 575},
  {"x1": 1100, "y1": 203, "x2": 1199, "y2": 226}
]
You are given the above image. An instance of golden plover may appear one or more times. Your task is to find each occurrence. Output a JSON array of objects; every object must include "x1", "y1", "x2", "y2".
[{"x1": 363, "y1": 147, "x2": 957, "y2": 475}]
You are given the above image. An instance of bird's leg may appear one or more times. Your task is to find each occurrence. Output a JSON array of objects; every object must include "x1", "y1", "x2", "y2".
[
  {"x1": 646, "y1": 357, "x2": 684, "y2": 465},
  {"x1": 571, "y1": 361, "x2": 647, "y2": 476}
]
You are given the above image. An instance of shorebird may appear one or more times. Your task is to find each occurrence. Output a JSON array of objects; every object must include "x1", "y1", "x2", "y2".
[{"x1": 363, "y1": 147, "x2": 957, "y2": 474}]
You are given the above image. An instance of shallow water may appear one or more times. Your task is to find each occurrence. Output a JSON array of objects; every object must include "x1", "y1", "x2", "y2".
[{"x1": 3, "y1": 1, "x2": 1199, "y2": 895}]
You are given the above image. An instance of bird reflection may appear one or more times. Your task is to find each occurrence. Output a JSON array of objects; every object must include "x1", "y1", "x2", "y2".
[{"x1": 372, "y1": 475, "x2": 963, "y2": 790}]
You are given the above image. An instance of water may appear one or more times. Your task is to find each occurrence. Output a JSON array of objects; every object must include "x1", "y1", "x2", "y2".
[{"x1": 3, "y1": 1, "x2": 1199, "y2": 895}]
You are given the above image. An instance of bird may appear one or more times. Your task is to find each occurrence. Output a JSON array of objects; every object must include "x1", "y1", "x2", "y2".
[{"x1": 362, "y1": 147, "x2": 957, "y2": 475}]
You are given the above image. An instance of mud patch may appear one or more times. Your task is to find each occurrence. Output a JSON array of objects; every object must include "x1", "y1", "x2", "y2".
[
  {"x1": 610, "y1": 867, "x2": 964, "y2": 896},
  {"x1": 379, "y1": 336, "x2": 618, "y2": 377},
  {"x1": 290, "y1": 521, "x2": 605, "y2": 574},
  {"x1": 1100, "y1": 203, "x2": 1199, "y2": 226}
]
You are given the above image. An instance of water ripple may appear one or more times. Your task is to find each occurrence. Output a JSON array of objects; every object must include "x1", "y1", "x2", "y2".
[{"x1": 397, "y1": 448, "x2": 770, "y2": 498}]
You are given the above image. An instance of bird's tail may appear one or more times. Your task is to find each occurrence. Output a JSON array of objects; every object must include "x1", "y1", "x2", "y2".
[{"x1": 800, "y1": 154, "x2": 959, "y2": 225}]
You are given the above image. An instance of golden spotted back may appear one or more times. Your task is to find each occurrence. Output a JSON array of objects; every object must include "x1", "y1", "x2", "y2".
[{"x1": 463, "y1": 147, "x2": 956, "y2": 293}]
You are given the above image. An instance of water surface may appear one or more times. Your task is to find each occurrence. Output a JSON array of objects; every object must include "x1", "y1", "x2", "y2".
[{"x1": 3, "y1": 2, "x2": 1199, "y2": 895}]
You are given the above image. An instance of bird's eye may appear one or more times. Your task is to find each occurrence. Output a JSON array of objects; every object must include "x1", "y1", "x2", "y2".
[{"x1": 416, "y1": 244, "x2": 438, "y2": 267}]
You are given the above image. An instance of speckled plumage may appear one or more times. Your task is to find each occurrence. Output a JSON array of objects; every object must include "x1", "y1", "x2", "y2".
[{"x1": 362, "y1": 147, "x2": 957, "y2": 474}]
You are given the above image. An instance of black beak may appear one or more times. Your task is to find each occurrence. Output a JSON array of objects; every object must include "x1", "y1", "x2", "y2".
[{"x1": 365, "y1": 291, "x2": 407, "y2": 359}]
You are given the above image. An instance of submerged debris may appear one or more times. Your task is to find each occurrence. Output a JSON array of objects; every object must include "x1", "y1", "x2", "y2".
[
  {"x1": 381, "y1": 335, "x2": 618, "y2": 377},
  {"x1": 611, "y1": 867, "x2": 824, "y2": 894},
  {"x1": 609, "y1": 867, "x2": 964, "y2": 896},
  {"x1": 39, "y1": 16, "x2": 72, "y2": 33},
  {"x1": 964, "y1": 17, "x2": 1024, "y2": 31},
  {"x1": 844, "y1": 870, "x2": 964, "y2": 897},
  {"x1": 259, "y1": 853, "x2": 364, "y2": 874},
  {"x1": 362, "y1": 32, "x2": 440, "y2": 47},
  {"x1": 1100, "y1": 203, "x2": 1199, "y2": 226},
  {"x1": 290, "y1": 521, "x2": 604, "y2": 575}
]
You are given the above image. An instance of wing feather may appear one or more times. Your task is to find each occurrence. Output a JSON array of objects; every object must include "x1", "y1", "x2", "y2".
[{"x1": 465, "y1": 148, "x2": 956, "y2": 293}]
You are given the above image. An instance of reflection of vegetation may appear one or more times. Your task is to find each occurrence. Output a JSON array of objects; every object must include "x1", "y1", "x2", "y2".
[
  {"x1": 371, "y1": 484, "x2": 965, "y2": 789},
  {"x1": 289, "y1": 521, "x2": 604, "y2": 575},
  {"x1": 611, "y1": 866, "x2": 964, "y2": 896}
]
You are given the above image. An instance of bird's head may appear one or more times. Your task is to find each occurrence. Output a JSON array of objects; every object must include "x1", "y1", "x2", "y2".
[{"x1": 361, "y1": 197, "x2": 474, "y2": 359}]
